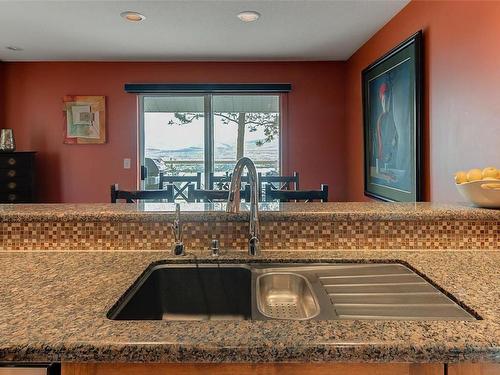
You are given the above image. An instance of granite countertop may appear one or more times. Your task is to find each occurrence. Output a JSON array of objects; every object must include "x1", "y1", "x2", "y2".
[
  {"x1": 0, "y1": 250, "x2": 498, "y2": 363},
  {"x1": 0, "y1": 202, "x2": 498, "y2": 222}
]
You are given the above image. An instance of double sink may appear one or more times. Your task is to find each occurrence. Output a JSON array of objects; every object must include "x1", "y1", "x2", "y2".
[{"x1": 107, "y1": 262, "x2": 476, "y2": 321}]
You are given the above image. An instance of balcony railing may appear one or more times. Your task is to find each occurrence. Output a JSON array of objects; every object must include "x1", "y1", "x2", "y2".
[{"x1": 155, "y1": 159, "x2": 279, "y2": 175}]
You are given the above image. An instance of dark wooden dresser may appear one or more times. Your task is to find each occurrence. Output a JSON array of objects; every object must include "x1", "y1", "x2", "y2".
[{"x1": 0, "y1": 152, "x2": 36, "y2": 203}]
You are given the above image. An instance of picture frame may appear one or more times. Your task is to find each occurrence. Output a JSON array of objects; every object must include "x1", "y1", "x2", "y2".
[
  {"x1": 362, "y1": 31, "x2": 423, "y2": 202},
  {"x1": 63, "y1": 95, "x2": 106, "y2": 144}
]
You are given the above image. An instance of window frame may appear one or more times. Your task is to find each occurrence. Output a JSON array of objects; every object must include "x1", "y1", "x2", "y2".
[{"x1": 139, "y1": 92, "x2": 283, "y2": 188}]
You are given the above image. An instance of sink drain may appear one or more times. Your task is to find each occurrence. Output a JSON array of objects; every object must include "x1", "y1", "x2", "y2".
[{"x1": 264, "y1": 301, "x2": 302, "y2": 319}]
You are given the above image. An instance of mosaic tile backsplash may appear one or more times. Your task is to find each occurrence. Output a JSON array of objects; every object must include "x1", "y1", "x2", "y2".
[{"x1": 0, "y1": 219, "x2": 497, "y2": 251}]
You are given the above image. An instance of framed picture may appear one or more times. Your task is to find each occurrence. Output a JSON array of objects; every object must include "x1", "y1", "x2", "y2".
[
  {"x1": 362, "y1": 31, "x2": 423, "y2": 202},
  {"x1": 63, "y1": 95, "x2": 106, "y2": 144}
]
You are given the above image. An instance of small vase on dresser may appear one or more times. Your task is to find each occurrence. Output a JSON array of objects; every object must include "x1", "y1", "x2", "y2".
[{"x1": 0, "y1": 152, "x2": 36, "y2": 203}]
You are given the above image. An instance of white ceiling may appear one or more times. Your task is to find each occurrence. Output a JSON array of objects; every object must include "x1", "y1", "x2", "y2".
[{"x1": 0, "y1": 0, "x2": 409, "y2": 62}]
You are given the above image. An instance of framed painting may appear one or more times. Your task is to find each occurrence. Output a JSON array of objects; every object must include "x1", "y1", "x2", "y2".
[
  {"x1": 362, "y1": 31, "x2": 423, "y2": 202},
  {"x1": 63, "y1": 95, "x2": 106, "y2": 144}
]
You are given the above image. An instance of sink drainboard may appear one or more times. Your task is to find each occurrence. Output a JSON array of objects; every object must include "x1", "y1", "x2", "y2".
[{"x1": 315, "y1": 264, "x2": 475, "y2": 320}]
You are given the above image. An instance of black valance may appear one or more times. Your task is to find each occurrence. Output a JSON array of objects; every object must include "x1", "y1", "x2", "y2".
[{"x1": 124, "y1": 83, "x2": 291, "y2": 93}]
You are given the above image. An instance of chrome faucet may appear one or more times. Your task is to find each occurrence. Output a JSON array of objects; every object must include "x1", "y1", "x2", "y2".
[
  {"x1": 171, "y1": 203, "x2": 185, "y2": 256},
  {"x1": 226, "y1": 157, "x2": 260, "y2": 256}
]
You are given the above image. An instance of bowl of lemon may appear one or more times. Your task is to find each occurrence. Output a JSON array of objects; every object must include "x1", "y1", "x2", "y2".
[{"x1": 455, "y1": 167, "x2": 500, "y2": 208}]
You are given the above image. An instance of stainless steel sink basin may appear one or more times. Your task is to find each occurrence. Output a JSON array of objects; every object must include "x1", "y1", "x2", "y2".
[
  {"x1": 107, "y1": 264, "x2": 252, "y2": 321},
  {"x1": 108, "y1": 262, "x2": 477, "y2": 321},
  {"x1": 256, "y1": 273, "x2": 319, "y2": 320}
]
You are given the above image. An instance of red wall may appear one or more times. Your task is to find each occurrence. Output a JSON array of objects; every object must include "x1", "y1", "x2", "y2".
[
  {"x1": 0, "y1": 62, "x2": 5, "y2": 127},
  {"x1": 345, "y1": 0, "x2": 500, "y2": 202},
  {"x1": 2, "y1": 62, "x2": 346, "y2": 203},
  {"x1": 7, "y1": 1, "x2": 498, "y2": 204}
]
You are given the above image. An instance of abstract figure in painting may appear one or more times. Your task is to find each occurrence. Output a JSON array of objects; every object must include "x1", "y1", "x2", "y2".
[{"x1": 374, "y1": 80, "x2": 399, "y2": 182}]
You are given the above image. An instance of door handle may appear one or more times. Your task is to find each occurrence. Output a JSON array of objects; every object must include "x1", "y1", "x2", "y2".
[{"x1": 140, "y1": 165, "x2": 148, "y2": 180}]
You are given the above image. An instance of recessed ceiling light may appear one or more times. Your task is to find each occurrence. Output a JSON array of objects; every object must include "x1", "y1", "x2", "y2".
[
  {"x1": 6, "y1": 46, "x2": 23, "y2": 51},
  {"x1": 237, "y1": 11, "x2": 260, "y2": 22},
  {"x1": 120, "y1": 11, "x2": 146, "y2": 22}
]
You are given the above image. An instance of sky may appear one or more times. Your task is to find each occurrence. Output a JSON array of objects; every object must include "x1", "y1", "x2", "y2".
[{"x1": 144, "y1": 113, "x2": 278, "y2": 151}]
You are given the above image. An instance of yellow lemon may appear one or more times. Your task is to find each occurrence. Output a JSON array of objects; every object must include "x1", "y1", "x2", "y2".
[
  {"x1": 482, "y1": 166, "x2": 498, "y2": 180},
  {"x1": 454, "y1": 171, "x2": 468, "y2": 184},
  {"x1": 467, "y1": 168, "x2": 483, "y2": 182}
]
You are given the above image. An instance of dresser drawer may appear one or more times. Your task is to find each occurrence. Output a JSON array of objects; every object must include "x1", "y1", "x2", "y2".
[
  {"x1": 0, "y1": 191, "x2": 34, "y2": 203},
  {"x1": 0, "y1": 176, "x2": 33, "y2": 192},
  {"x1": 0, "y1": 168, "x2": 32, "y2": 179},
  {"x1": 0, "y1": 154, "x2": 34, "y2": 169}
]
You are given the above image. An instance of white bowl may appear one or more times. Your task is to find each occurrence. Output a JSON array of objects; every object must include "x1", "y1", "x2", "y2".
[{"x1": 455, "y1": 179, "x2": 500, "y2": 208}]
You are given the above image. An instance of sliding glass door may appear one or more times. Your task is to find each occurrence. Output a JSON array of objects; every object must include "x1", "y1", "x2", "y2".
[
  {"x1": 139, "y1": 94, "x2": 281, "y2": 189},
  {"x1": 140, "y1": 95, "x2": 206, "y2": 189}
]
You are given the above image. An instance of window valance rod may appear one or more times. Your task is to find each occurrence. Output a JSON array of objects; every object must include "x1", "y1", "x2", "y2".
[{"x1": 124, "y1": 83, "x2": 292, "y2": 93}]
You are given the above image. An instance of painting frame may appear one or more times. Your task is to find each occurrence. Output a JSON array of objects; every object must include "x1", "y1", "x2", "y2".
[
  {"x1": 63, "y1": 95, "x2": 106, "y2": 144},
  {"x1": 362, "y1": 31, "x2": 423, "y2": 202}
]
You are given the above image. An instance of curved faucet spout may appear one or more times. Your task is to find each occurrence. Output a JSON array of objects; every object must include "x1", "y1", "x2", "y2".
[{"x1": 226, "y1": 157, "x2": 261, "y2": 256}]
